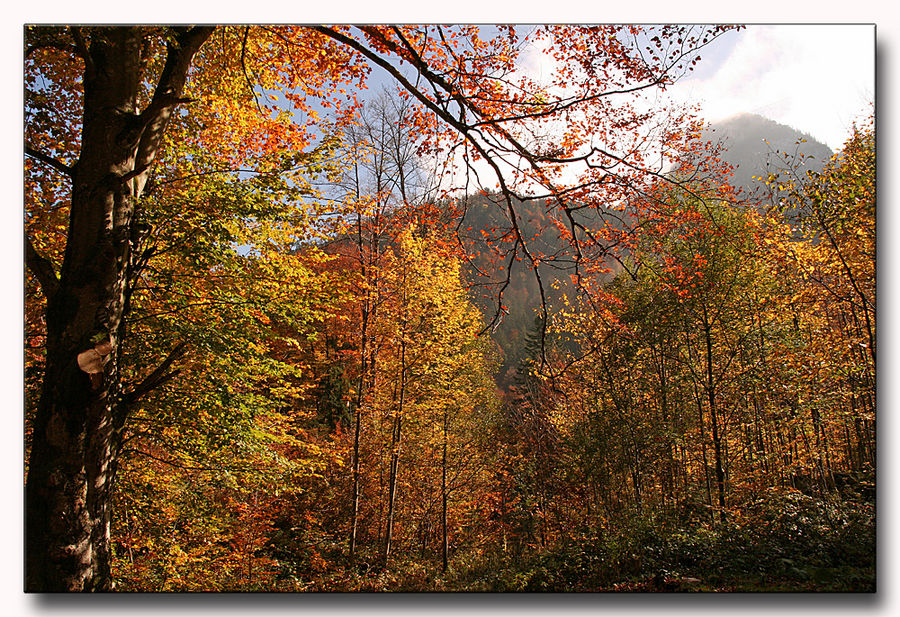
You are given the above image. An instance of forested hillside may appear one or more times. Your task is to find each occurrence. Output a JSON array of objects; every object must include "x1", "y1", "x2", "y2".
[
  {"x1": 24, "y1": 25, "x2": 874, "y2": 592},
  {"x1": 704, "y1": 113, "x2": 833, "y2": 195},
  {"x1": 454, "y1": 115, "x2": 834, "y2": 384}
]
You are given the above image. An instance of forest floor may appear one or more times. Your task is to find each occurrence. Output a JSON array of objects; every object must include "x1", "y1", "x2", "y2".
[{"x1": 304, "y1": 491, "x2": 875, "y2": 593}]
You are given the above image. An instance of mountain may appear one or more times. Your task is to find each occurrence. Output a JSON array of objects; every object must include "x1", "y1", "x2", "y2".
[
  {"x1": 703, "y1": 113, "x2": 833, "y2": 196},
  {"x1": 458, "y1": 115, "x2": 833, "y2": 381},
  {"x1": 456, "y1": 193, "x2": 576, "y2": 381}
]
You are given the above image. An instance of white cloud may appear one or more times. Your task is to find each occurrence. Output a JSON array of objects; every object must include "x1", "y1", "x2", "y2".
[{"x1": 671, "y1": 25, "x2": 874, "y2": 150}]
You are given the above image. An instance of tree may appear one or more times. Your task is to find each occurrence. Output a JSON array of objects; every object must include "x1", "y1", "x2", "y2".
[
  {"x1": 760, "y1": 120, "x2": 876, "y2": 479},
  {"x1": 375, "y1": 226, "x2": 499, "y2": 566},
  {"x1": 25, "y1": 24, "x2": 734, "y2": 590},
  {"x1": 25, "y1": 27, "x2": 216, "y2": 591},
  {"x1": 24, "y1": 24, "x2": 363, "y2": 591},
  {"x1": 330, "y1": 90, "x2": 440, "y2": 558}
]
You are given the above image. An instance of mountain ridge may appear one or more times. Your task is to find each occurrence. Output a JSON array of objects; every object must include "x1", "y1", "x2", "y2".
[{"x1": 703, "y1": 112, "x2": 833, "y2": 195}]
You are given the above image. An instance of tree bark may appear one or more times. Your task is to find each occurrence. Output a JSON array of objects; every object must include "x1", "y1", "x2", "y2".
[
  {"x1": 25, "y1": 26, "x2": 212, "y2": 592},
  {"x1": 441, "y1": 410, "x2": 449, "y2": 572},
  {"x1": 348, "y1": 281, "x2": 367, "y2": 558},
  {"x1": 701, "y1": 306, "x2": 727, "y2": 522},
  {"x1": 383, "y1": 307, "x2": 408, "y2": 564}
]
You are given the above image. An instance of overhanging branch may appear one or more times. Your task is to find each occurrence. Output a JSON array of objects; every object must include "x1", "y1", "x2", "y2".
[{"x1": 25, "y1": 145, "x2": 74, "y2": 179}]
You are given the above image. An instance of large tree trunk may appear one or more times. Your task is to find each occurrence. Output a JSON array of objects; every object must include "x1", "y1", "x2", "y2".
[{"x1": 25, "y1": 26, "x2": 212, "y2": 592}]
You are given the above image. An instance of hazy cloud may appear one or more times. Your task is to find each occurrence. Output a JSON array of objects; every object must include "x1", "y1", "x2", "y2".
[{"x1": 671, "y1": 25, "x2": 874, "y2": 150}]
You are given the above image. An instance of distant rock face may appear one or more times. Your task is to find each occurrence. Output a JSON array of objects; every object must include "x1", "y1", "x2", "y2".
[{"x1": 704, "y1": 113, "x2": 833, "y2": 196}]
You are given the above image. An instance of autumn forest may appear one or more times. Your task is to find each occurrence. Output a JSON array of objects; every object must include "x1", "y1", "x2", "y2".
[{"x1": 23, "y1": 25, "x2": 875, "y2": 592}]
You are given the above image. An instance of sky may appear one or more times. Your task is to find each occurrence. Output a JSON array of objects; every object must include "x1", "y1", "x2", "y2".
[
  {"x1": 356, "y1": 24, "x2": 875, "y2": 155},
  {"x1": 508, "y1": 24, "x2": 874, "y2": 153},
  {"x1": 668, "y1": 24, "x2": 874, "y2": 151},
  {"x1": 349, "y1": 24, "x2": 875, "y2": 196}
]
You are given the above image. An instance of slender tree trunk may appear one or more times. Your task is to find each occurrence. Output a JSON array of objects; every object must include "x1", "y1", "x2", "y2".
[
  {"x1": 693, "y1": 384, "x2": 715, "y2": 524},
  {"x1": 384, "y1": 318, "x2": 407, "y2": 563},
  {"x1": 701, "y1": 307, "x2": 727, "y2": 522},
  {"x1": 441, "y1": 410, "x2": 449, "y2": 572},
  {"x1": 348, "y1": 210, "x2": 368, "y2": 558},
  {"x1": 653, "y1": 343, "x2": 676, "y2": 509},
  {"x1": 348, "y1": 377, "x2": 363, "y2": 558}
]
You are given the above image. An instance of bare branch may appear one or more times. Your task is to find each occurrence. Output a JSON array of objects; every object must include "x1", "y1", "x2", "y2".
[
  {"x1": 125, "y1": 341, "x2": 189, "y2": 404},
  {"x1": 118, "y1": 163, "x2": 151, "y2": 184},
  {"x1": 25, "y1": 235, "x2": 59, "y2": 299},
  {"x1": 25, "y1": 145, "x2": 74, "y2": 178},
  {"x1": 241, "y1": 26, "x2": 264, "y2": 114},
  {"x1": 69, "y1": 26, "x2": 93, "y2": 75}
]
